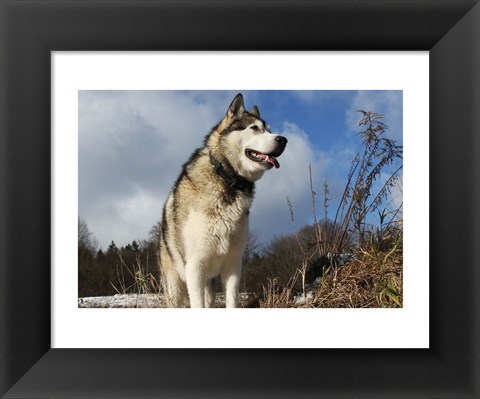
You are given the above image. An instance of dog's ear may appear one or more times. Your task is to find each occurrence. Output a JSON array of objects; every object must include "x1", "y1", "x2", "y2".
[
  {"x1": 216, "y1": 93, "x2": 245, "y2": 133},
  {"x1": 250, "y1": 105, "x2": 260, "y2": 118},
  {"x1": 226, "y1": 93, "x2": 245, "y2": 119}
]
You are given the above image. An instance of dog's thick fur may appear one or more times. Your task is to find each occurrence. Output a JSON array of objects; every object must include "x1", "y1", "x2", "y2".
[{"x1": 159, "y1": 94, "x2": 287, "y2": 307}]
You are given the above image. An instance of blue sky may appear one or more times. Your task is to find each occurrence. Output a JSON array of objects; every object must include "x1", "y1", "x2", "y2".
[{"x1": 78, "y1": 90, "x2": 403, "y2": 249}]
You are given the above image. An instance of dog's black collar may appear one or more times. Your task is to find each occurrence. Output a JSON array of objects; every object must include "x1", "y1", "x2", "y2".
[{"x1": 209, "y1": 153, "x2": 254, "y2": 193}]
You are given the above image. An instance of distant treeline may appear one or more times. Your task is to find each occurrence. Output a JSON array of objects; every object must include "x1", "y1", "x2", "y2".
[{"x1": 78, "y1": 218, "x2": 160, "y2": 297}]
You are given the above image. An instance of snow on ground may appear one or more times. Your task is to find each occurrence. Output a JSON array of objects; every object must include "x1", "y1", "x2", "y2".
[
  {"x1": 78, "y1": 294, "x2": 164, "y2": 308},
  {"x1": 78, "y1": 293, "x2": 255, "y2": 308},
  {"x1": 293, "y1": 291, "x2": 314, "y2": 305}
]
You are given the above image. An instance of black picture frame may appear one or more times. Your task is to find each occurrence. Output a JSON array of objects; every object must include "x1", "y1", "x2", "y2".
[{"x1": 1, "y1": 0, "x2": 479, "y2": 398}]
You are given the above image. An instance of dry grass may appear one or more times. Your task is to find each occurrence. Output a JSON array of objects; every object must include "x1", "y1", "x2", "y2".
[
  {"x1": 258, "y1": 244, "x2": 403, "y2": 308},
  {"x1": 110, "y1": 253, "x2": 160, "y2": 297},
  {"x1": 259, "y1": 277, "x2": 296, "y2": 308},
  {"x1": 314, "y1": 250, "x2": 403, "y2": 308},
  {"x1": 99, "y1": 243, "x2": 403, "y2": 309}
]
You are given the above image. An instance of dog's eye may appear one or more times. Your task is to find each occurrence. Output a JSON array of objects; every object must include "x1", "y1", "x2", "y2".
[{"x1": 251, "y1": 125, "x2": 259, "y2": 131}]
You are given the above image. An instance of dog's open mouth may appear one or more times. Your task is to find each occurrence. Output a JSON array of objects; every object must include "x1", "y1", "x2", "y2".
[{"x1": 245, "y1": 149, "x2": 280, "y2": 169}]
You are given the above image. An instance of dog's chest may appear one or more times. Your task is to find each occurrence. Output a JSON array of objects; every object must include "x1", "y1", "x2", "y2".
[
  {"x1": 207, "y1": 196, "x2": 250, "y2": 253},
  {"x1": 214, "y1": 194, "x2": 250, "y2": 227},
  {"x1": 182, "y1": 197, "x2": 250, "y2": 260}
]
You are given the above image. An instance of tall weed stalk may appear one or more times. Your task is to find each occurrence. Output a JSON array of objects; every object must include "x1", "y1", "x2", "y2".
[{"x1": 330, "y1": 110, "x2": 403, "y2": 252}]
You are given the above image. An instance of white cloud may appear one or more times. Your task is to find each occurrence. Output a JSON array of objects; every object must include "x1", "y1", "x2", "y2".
[
  {"x1": 90, "y1": 187, "x2": 165, "y2": 249},
  {"x1": 79, "y1": 91, "x2": 236, "y2": 248}
]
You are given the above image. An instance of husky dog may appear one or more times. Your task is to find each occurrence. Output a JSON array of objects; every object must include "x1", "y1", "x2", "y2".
[{"x1": 159, "y1": 93, "x2": 287, "y2": 308}]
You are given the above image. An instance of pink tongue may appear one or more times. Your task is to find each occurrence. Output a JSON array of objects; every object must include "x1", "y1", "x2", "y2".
[{"x1": 265, "y1": 155, "x2": 280, "y2": 169}]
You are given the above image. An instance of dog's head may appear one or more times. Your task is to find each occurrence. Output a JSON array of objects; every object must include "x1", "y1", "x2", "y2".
[{"x1": 214, "y1": 93, "x2": 287, "y2": 181}]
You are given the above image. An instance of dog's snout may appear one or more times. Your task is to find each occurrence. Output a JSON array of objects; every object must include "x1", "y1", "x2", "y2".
[{"x1": 275, "y1": 136, "x2": 288, "y2": 146}]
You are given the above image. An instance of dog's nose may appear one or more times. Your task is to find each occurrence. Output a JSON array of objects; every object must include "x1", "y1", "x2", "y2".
[{"x1": 275, "y1": 136, "x2": 288, "y2": 146}]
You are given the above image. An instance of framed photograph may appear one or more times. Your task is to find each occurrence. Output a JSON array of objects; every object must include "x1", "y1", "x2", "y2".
[
  {"x1": 1, "y1": 1, "x2": 479, "y2": 398},
  {"x1": 54, "y1": 53, "x2": 426, "y2": 350}
]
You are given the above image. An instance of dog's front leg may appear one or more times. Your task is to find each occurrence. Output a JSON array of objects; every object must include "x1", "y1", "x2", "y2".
[
  {"x1": 222, "y1": 263, "x2": 241, "y2": 308},
  {"x1": 205, "y1": 279, "x2": 215, "y2": 308},
  {"x1": 185, "y1": 263, "x2": 205, "y2": 308}
]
